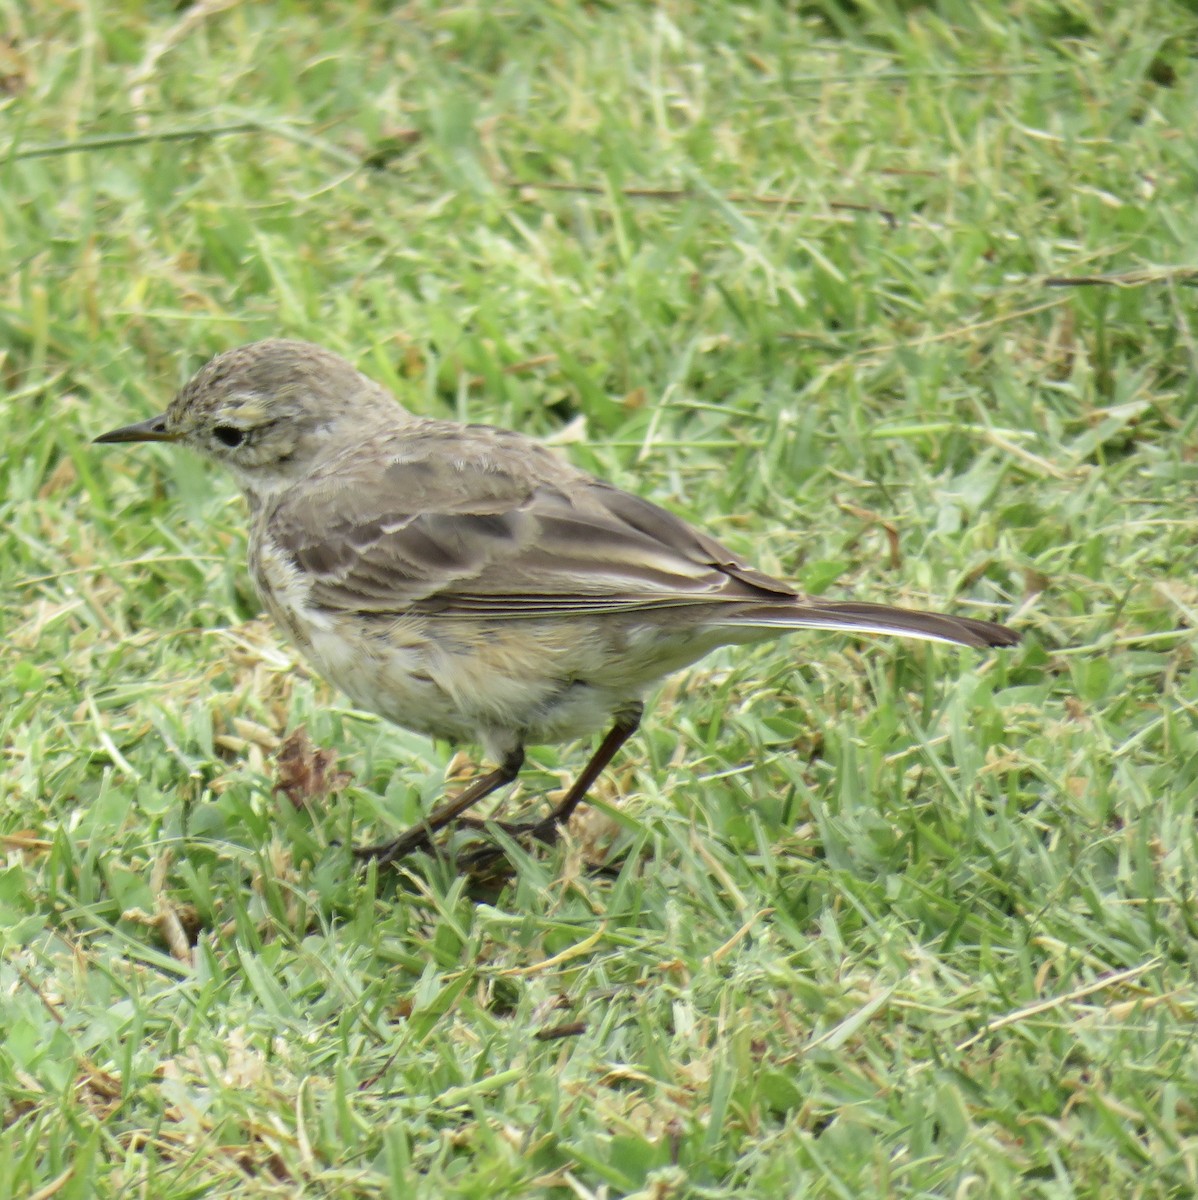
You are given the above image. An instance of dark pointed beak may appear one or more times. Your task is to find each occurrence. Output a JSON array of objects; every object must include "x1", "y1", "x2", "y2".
[{"x1": 93, "y1": 414, "x2": 179, "y2": 444}]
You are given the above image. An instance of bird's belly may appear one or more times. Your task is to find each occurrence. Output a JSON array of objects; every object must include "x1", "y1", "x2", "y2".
[
  {"x1": 301, "y1": 618, "x2": 481, "y2": 743},
  {"x1": 274, "y1": 602, "x2": 636, "y2": 752}
]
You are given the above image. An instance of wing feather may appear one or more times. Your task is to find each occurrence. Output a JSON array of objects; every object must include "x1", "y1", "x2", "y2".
[
  {"x1": 267, "y1": 425, "x2": 792, "y2": 618},
  {"x1": 263, "y1": 422, "x2": 1017, "y2": 651}
]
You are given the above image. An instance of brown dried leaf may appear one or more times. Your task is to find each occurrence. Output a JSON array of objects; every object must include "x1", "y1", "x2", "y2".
[{"x1": 272, "y1": 727, "x2": 352, "y2": 809}]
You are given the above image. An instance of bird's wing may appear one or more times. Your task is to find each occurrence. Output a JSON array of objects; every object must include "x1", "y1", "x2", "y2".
[{"x1": 268, "y1": 427, "x2": 794, "y2": 618}]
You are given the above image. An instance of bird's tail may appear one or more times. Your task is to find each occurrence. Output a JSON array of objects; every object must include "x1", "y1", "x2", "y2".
[{"x1": 718, "y1": 600, "x2": 1020, "y2": 649}]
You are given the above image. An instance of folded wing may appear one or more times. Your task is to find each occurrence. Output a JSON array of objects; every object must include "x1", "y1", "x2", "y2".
[{"x1": 268, "y1": 426, "x2": 1017, "y2": 649}]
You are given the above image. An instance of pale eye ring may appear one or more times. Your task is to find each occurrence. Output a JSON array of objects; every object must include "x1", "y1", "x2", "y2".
[{"x1": 213, "y1": 425, "x2": 245, "y2": 448}]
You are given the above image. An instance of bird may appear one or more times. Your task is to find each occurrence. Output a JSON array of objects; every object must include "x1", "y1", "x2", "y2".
[{"x1": 95, "y1": 339, "x2": 1019, "y2": 866}]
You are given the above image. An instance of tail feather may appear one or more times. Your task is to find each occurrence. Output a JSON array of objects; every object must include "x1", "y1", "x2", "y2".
[{"x1": 720, "y1": 600, "x2": 1020, "y2": 649}]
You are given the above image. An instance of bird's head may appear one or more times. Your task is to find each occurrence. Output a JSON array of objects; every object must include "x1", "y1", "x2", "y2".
[{"x1": 95, "y1": 339, "x2": 403, "y2": 501}]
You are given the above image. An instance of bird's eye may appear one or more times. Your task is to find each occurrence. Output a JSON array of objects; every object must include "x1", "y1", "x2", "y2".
[{"x1": 213, "y1": 425, "x2": 245, "y2": 448}]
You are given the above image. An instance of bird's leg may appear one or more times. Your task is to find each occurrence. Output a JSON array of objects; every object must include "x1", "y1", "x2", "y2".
[
  {"x1": 353, "y1": 747, "x2": 525, "y2": 865},
  {"x1": 528, "y1": 704, "x2": 643, "y2": 838},
  {"x1": 461, "y1": 704, "x2": 643, "y2": 866}
]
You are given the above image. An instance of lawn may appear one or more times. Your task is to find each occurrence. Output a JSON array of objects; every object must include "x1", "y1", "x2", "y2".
[{"x1": 3, "y1": 1, "x2": 1198, "y2": 1195}]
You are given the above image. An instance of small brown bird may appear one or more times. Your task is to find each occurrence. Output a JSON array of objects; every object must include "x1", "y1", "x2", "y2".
[{"x1": 96, "y1": 340, "x2": 1019, "y2": 865}]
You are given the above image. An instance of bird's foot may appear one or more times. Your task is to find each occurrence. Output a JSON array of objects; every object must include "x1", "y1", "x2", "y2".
[
  {"x1": 455, "y1": 812, "x2": 559, "y2": 840},
  {"x1": 352, "y1": 825, "x2": 437, "y2": 865},
  {"x1": 453, "y1": 814, "x2": 563, "y2": 872},
  {"x1": 351, "y1": 813, "x2": 560, "y2": 869}
]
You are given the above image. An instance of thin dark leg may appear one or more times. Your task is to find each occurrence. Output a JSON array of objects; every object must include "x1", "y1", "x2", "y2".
[
  {"x1": 353, "y1": 747, "x2": 525, "y2": 865},
  {"x1": 461, "y1": 704, "x2": 643, "y2": 868},
  {"x1": 531, "y1": 704, "x2": 643, "y2": 836}
]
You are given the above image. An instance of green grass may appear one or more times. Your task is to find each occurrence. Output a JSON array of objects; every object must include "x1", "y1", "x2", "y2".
[{"x1": 3, "y1": 0, "x2": 1198, "y2": 1195}]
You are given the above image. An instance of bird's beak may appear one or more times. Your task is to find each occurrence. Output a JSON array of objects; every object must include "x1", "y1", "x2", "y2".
[{"x1": 93, "y1": 414, "x2": 179, "y2": 444}]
